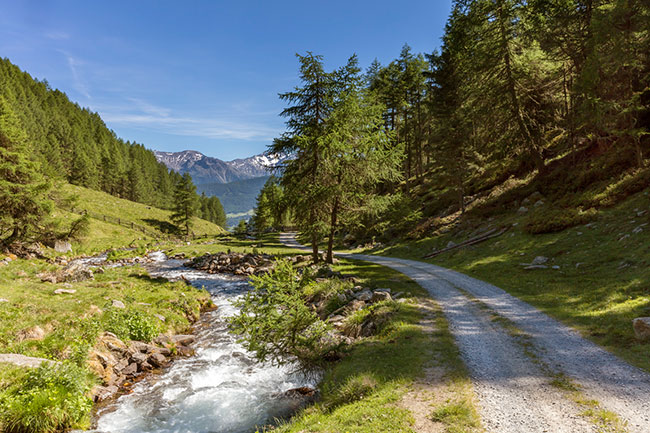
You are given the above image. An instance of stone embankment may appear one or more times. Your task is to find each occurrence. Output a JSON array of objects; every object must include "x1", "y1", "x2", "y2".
[
  {"x1": 186, "y1": 252, "x2": 276, "y2": 275},
  {"x1": 89, "y1": 332, "x2": 197, "y2": 402},
  {"x1": 309, "y1": 284, "x2": 401, "y2": 341}
]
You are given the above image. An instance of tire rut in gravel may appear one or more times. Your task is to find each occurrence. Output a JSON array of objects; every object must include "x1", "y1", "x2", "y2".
[{"x1": 344, "y1": 254, "x2": 596, "y2": 433}]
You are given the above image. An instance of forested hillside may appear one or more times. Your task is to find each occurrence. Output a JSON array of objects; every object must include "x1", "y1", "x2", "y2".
[
  {"x1": 0, "y1": 58, "x2": 226, "y2": 244},
  {"x1": 254, "y1": 0, "x2": 650, "y2": 262},
  {"x1": 0, "y1": 58, "x2": 178, "y2": 209},
  {"x1": 198, "y1": 176, "x2": 270, "y2": 214}
]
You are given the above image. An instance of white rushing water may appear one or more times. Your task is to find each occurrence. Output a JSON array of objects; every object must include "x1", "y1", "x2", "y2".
[{"x1": 93, "y1": 254, "x2": 317, "y2": 433}]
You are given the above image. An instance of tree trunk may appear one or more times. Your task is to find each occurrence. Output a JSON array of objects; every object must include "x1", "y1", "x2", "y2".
[
  {"x1": 326, "y1": 196, "x2": 339, "y2": 264},
  {"x1": 311, "y1": 229, "x2": 319, "y2": 263},
  {"x1": 497, "y1": 0, "x2": 545, "y2": 173}
]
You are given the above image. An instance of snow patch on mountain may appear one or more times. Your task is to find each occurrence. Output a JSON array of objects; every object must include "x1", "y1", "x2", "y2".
[{"x1": 154, "y1": 150, "x2": 286, "y2": 184}]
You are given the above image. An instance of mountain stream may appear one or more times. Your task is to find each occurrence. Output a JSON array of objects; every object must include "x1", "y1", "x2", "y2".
[{"x1": 92, "y1": 252, "x2": 317, "y2": 433}]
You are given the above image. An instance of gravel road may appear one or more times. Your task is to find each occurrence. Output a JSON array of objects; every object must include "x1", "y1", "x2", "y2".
[{"x1": 279, "y1": 233, "x2": 650, "y2": 433}]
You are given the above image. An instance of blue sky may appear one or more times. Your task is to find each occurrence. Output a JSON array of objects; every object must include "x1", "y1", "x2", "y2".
[{"x1": 0, "y1": 0, "x2": 451, "y2": 160}]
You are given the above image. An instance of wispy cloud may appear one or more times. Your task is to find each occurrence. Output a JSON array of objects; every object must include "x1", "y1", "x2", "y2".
[
  {"x1": 99, "y1": 101, "x2": 279, "y2": 141},
  {"x1": 45, "y1": 31, "x2": 70, "y2": 40},
  {"x1": 58, "y1": 50, "x2": 91, "y2": 99}
]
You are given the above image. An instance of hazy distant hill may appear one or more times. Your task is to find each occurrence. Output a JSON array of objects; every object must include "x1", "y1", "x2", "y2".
[{"x1": 197, "y1": 176, "x2": 269, "y2": 215}]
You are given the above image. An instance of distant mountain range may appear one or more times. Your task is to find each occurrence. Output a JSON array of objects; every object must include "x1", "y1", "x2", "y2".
[
  {"x1": 153, "y1": 150, "x2": 284, "y2": 185},
  {"x1": 154, "y1": 150, "x2": 285, "y2": 227}
]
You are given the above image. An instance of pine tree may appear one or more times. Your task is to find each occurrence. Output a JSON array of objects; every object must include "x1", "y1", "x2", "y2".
[
  {"x1": 170, "y1": 172, "x2": 199, "y2": 238},
  {"x1": 321, "y1": 68, "x2": 403, "y2": 262},
  {"x1": 0, "y1": 96, "x2": 52, "y2": 246},
  {"x1": 209, "y1": 196, "x2": 227, "y2": 228},
  {"x1": 271, "y1": 52, "x2": 336, "y2": 262}
]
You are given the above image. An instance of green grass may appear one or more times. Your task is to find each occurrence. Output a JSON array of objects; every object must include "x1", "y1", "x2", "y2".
[
  {"x1": 55, "y1": 183, "x2": 225, "y2": 255},
  {"x1": 0, "y1": 254, "x2": 212, "y2": 431},
  {"x1": 431, "y1": 402, "x2": 481, "y2": 433},
  {"x1": 276, "y1": 258, "x2": 480, "y2": 433},
  {"x1": 0, "y1": 260, "x2": 211, "y2": 359},
  {"x1": 375, "y1": 187, "x2": 650, "y2": 373},
  {"x1": 165, "y1": 232, "x2": 301, "y2": 259}
]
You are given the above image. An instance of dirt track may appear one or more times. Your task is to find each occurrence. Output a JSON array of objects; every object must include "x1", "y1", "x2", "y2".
[{"x1": 280, "y1": 233, "x2": 650, "y2": 432}]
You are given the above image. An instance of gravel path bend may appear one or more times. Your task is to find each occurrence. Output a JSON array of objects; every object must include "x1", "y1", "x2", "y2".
[{"x1": 279, "y1": 233, "x2": 650, "y2": 433}]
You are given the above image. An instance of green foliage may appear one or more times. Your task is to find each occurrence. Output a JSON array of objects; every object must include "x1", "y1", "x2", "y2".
[
  {"x1": 198, "y1": 176, "x2": 269, "y2": 215},
  {"x1": 233, "y1": 219, "x2": 248, "y2": 236},
  {"x1": 171, "y1": 173, "x2": 199, "y2": 237},
  {"x1": 324, "y1": 374, "x2": 378, "y2": 410},
  {"x1": 252, "y1": 176, "x2": 288, "y2": 232},
  {"x1": 229, "y1": 260, "x2": 337, "y2": 367},
  {"x1": 272, "y1": 53, "x2": 403, "y2": 261},
  {"x1": 0, "y1": 58, "x2": 183, "y2": 209},
  {"x1": 430, "y1": 401, "x2": 480, "y2": 433},
  {"x1": 103, "y1": 309, "x2": 160, "y2": 342},
  {"x1": 0, "y1": 95, "x2": 52, "y2": 246},
  {"x1": 198, "y1": 193, "x2": 227, "y2": 228},
  {"x1": 65, "y1": 214, "x2": 91, "y2": 242},
  {"x1": 0, "y1": 362, "x2": 93, "y2": 433},
  {"x1": 523, "y1": 207, "x2": 598, "y2": 234}
]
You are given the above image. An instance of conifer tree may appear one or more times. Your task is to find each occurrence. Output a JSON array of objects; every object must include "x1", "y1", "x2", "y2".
[
  {"x1": 170, "y1": 172, "x2": 199, "y2": 238},
  {"x1": 0, "y1": 96, "x2": 52, "y2": 246},
  {"x1": 209, "y1": 196, "x2": 227, "y2": 228},
  {"x1": 271, "y1": 52, "x2": 336, "y2": 262}
]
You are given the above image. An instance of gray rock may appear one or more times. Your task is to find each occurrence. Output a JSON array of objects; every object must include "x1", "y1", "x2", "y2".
[
  {"x1": 122, "y1": 362, "x2": 138, "y2": 376},
  {"x1": 446, "y1": 241, "x2": 457, "y2": 248},
  {"x1": 113, "y1": 358, "x2": 129, "y2": 373},
  {"x1": 0, "y1": 353, "x2": 54, "y2": 368},
  {"x1": 154, "y1": 314, "x2": 166, "y2": 322},
  {"x1": 337, "y1": 293, "x2": 348, "y2": 303},
  {"x1": 552, "y1": 265, "x2": 560, "y2": 270},
  {"x1": 60, "y1": 262, "x2": 94, "y2": 283},
  {"x1": 54, "y1": 240, "x2": 72, "y2": 253},
  {"x1": 532, "y1": 256, "x2": 549, "y2": 265},
  {"x1": 524, "y1": 265, "x2": 548, "y2": 270},
  {"x1": 371, "y1": 291, "x2": 392, "y2": 303},
  {"x1": 360, "y1": 321, "x2": 376, "y2": 337},
  {"x1": 344, "y1": 300, "x2": 366, "y2": 314},
  {"x1": 154, "y1": 335, "x2": 172, "y2": 345},
  {"x1": 633, "y1": 318, "x2": 650, "y2": 340},
  {"x1": 171, "y1": 334, "x2": 195, "y2": 346},
  {"x1": 93, "y1": 385, "x2": 119, "y2": 402},
  {"x1": 518, "y1": 206, "x2": 529, "y2": 214},
  {"x1": 130, "y1": 352, "x2": 148, "y2": 364},
  {"x1": 534, "y1": 200, "x2": 545, "y2": 208},
  {"x1": 148, "y1": 352, "x2": 167, "y2": 367},
  {"x1": 112, "y1": 300, "x2": 126, "y2": 309},
  {"x1": 54, "y1": 288, "x2": 77, "y2": 295},
  {"x1": 355, "y1": 289, "x2": 373, "y2": 302}
]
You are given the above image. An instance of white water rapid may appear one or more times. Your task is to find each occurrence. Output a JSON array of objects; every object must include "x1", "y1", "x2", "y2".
[{"x1": 92, "y1": 253, "x2": 317, "y2": 433}]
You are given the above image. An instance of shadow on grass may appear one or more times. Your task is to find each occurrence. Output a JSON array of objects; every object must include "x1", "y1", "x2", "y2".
[
  {"x1": 142, "y1": 218, "x2": 180, "y2": 235},
  {"x1": 128, "y1": 273, "x2": 173, "y2": 285}
]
